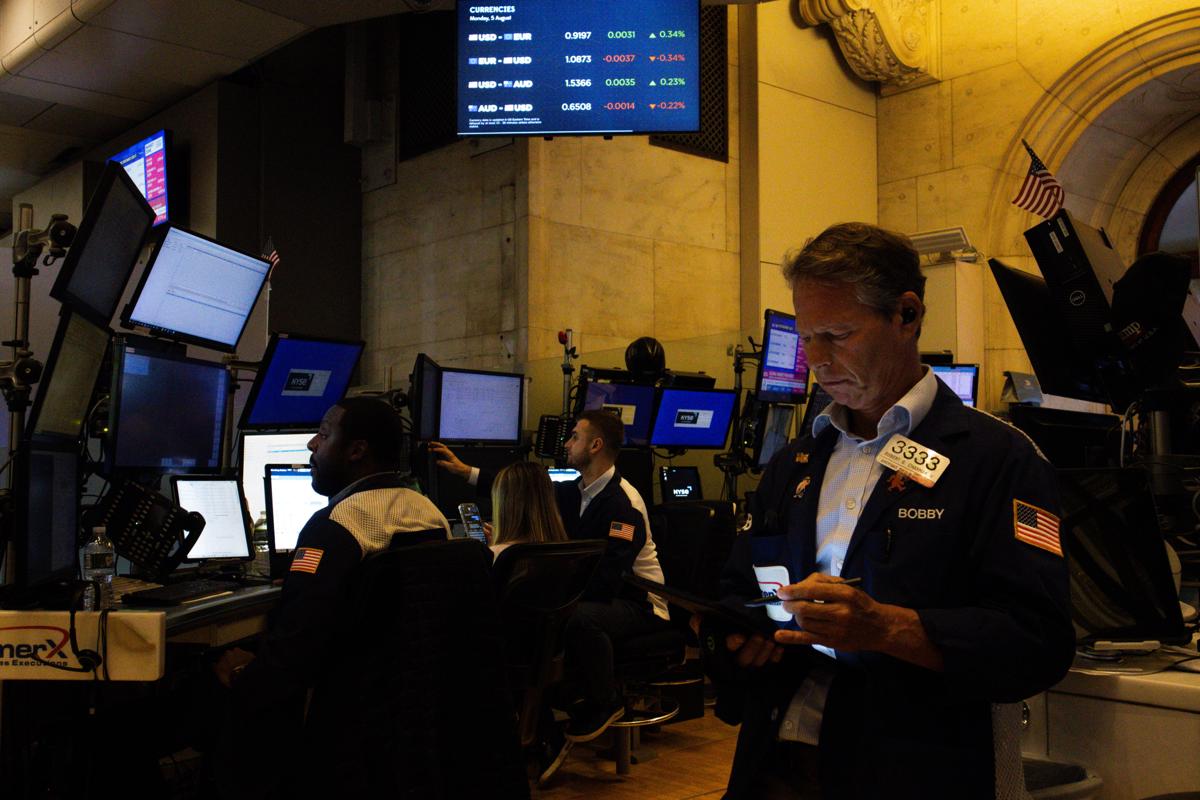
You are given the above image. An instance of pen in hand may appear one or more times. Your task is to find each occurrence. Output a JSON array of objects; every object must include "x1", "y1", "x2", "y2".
[{"x1": 744, "y1": 576, "x2": 862, "y2": 607}]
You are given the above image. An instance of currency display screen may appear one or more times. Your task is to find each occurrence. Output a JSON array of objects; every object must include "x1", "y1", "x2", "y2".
[{"x1": 458, "y1": 0, "x2": 700, "y2": 136}]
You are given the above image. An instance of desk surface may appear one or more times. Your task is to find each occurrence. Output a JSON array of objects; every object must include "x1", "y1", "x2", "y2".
[
  {"x1": 1056, "y1": 657, "x2": 1200, "y2": 713},
  {"x1": 162, "y1": 585, "x2": 280, "y2": 636}
]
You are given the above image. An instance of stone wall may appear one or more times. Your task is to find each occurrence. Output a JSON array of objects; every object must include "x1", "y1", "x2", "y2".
[{"x1": 876, "y1": 1, "x2": 1200, "y2": 410}]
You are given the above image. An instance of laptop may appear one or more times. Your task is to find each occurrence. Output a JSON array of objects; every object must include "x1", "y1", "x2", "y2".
[
  {"x1": 1056, "y1": 467, "x2": 1189, "y2": 650},
  {"x1": 121, "y1": 477, "x2": 253, "y2": 606},
  {"x1": 660, "y1": 465, "x2": 702, "y2": 503}
]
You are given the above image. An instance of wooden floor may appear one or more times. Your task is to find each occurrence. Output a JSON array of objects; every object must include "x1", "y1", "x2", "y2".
[{"x1": 532, "y1": 709, "x2": 739, "y2": 800}]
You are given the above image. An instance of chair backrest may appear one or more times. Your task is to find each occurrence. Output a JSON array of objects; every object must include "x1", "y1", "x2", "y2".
[
  {"x1": 303, "y1": 539, "x2": 529, "y2": 799},
  {"x1": 650, "y1": 500, "x2": 738, "y2": 628},
  {"x1": 492, "y1": 540, "x2": 606, "y2": 747}
]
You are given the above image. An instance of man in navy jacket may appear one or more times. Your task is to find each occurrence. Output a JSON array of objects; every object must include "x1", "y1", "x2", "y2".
[
  {"x1": 430, "y1": 410, "x2": 669, "y2": 746},
  {"x1": 714, "y1": 223, "x2": 1074, "y2": 799}
]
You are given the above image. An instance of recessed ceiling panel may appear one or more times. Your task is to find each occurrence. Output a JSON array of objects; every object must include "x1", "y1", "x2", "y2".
[{"x1": 89, "y1": 0, "x2": 307, "y2": 60}]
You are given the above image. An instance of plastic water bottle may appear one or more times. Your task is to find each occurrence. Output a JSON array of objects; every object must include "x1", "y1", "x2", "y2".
[
  {"x1": 80, "y1": 526, "x2": 116, "y2": 610},
  {"x1": 251, "y1": 512, "x2": 271, "y2": 578}
]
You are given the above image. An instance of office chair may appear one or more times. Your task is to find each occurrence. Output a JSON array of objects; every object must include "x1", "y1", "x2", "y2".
[
  {"x1": 491, "y1": 540, "x2": 606, "y2": 750},
  {"x1": 300, "y1": 539, "x2": 529, "y2": 799}
]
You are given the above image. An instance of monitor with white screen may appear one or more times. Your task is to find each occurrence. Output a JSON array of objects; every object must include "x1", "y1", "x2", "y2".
[
  {"x1": 932, "y1": 364, "x2": 979, "y2": 407},
  {"x1": 648, "y1": 388, "x2": 738, "y2": 449},
  {"x1": 123, "y1": 226, "x2": 270, "y2": 352},
  {"x1": 264, "y1": 464, "x2": 327, "y2": 552},
  {"x1": 437, "y1": 367, "x2": 523, "y2": 443},
  {"x1": 547, "y1": 467, "x2": 580, "y2": 483},
  {"x1": 239, "y1": 431, "x2": 314, "y2": 523},
  {"x1": 27, "y1": 308, "x2": 109, "y2": 442},
  {"x1": 171, "y1": 477, "x2": 252, "y2": 560}
]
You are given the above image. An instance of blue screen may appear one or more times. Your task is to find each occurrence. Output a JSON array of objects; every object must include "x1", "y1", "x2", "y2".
[
  {"x1": 649, "y1": 388, "x2": 737, "y2": 449},
  {"x1": 584, "y1": 382, "x2": 655, "y2": 445},
  {"x1": 458, "y1": 0, "x2": 700, "y2": 136},
  {"x1": 111, "y1": 130, "x2": 169, "y2": 225},
  {"x1": 243, "y1": 338, "x2": 364, "y2": 428}
]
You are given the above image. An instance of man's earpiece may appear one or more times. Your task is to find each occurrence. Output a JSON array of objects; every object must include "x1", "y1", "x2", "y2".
[{"x1": 901, "y1": 307, "x2": 917, "y2": 324}]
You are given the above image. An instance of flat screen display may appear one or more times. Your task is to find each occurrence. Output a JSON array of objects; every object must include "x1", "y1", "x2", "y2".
[
  {"x1": 758, "y1": 309, "x2": 808, "y2": 403},
  {"x1": 109, "y1": 341, "x2": 228, "y2": 473},
  {"x1": 239, "y1": 334, "x2": 365, "y2": 430},
  {"x1": 547, "y1": 467, "x2": 581, "y2": 483},
  {"x1": 111, "y1": 130, "x2": 169, "y2": 225},
  {"x1": 239, "y1": 431, "x2": 315, "y2": 523},
  {"x1": 19, "y1": 443, "x2": 80, "y2": 586},
  {"x1": 172, "y1": 478, "x2": 251, "y2": 560},
  {"x1": 583, "y1": 381, "x2": 655, "y2": 446},
  {"x1": 438, "y1": 368, "x2": 523, "y2": 443},
  {"x1": 457, "y1": 0, "x2": 701, "y2": 136},
  {"x1": 932, "y1": 364, "x2": 979, "y2": 408},
  {"x1": 649, "y1": 388, "x2": 737, "y2": 449},
  {"x1": 124, "y1": 226, "x2": 270, "y2": 352},
  {"x1": 49, "y1": 161, "x2": 155, "y2": 328},
  {"x1": 659, "y1": 465, "x2": 701, "y2": 502},
  {"x1": 410, "y1": 353, "x2": 442, "y2": 441},
  {"x1": 27, "y1": 309, "x2": 109, "y2": 441},
  {"x1": 264, "y1": 465, "x2": 328, "y2": 552}
]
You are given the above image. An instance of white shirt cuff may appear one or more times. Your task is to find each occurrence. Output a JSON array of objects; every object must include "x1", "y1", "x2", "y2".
[{"x1": 468, "y1": 467, "x2": 480, "y2": 486}]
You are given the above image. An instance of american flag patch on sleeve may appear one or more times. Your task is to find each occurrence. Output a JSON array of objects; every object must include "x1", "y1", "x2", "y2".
[
  {"x1": 1013, "y1": 500, "x2": 1062, "y2": 557},
  {"x1": 290, "y1": 547, "x2": 324, "y2": 574},
  {"x1": 609, "y1": 521, "x2": 635, "y2": 542}
]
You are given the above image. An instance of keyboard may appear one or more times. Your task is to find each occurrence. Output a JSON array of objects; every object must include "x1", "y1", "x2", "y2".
[{"x1": 121, "y1": 578, "x2": 240, "y2": 607}]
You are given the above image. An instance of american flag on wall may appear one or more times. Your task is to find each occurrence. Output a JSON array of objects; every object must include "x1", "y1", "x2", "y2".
[
  {"x1": 1011, "y1": 139, "x2": 1065, "y2": 218},
  {"x1": 1013, "y1": 500, "x2": 1062, "y2": 557}
]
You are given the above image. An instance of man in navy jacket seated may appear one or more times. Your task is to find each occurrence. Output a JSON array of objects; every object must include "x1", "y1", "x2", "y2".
[
  {"x1": 430, "y1": 410, "x2": 669, "y2": 749},
  {"x1": 713, "y1": 223, "x2": 1074, "y2": 799}
]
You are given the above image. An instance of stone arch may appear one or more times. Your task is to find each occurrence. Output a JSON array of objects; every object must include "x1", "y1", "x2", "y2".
[{"x1": 985, "y1": 8, "x2": 1200, "y2": 261}]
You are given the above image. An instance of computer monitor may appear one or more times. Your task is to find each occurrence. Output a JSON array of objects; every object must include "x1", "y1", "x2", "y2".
[
  {"x1": 989, "y1": 259, "x2": 1111, "y2": 405},
  {"x1": 264, "y1": 464, "x2": 328, "y2": 552},
  {"x1": 238, "y1": 334, "x2": 365, "y2": 430},
  {"x1": 756, "y1": 404, "x2": 796, "y2": 467},
  {"x1": 757, "y1": 309, "x2": 808, "y2": 404},
  {"x1": 110, "y1": 129, "x2": 171, "y2": 225},
  {"x1": 798, "y1": 379, "x2": 834, "y2": 441},
  {"x1": 1057, "y1": 467, "x2": 1189, "y2": 647},
  {"x1": 107, "y1": 339, "x2": 228, "y2": 473},
  {"x1": 582, "y1": 381, "x2": 656, "y2": 446},
  {"x1": 49, "y1": 161, "x2": 156, "y2": 329},
  {"x1": 170, "y1": 476, "x2": 252, "y2": 561},
  {"x1": 659, "y1": 465, "x2": 702, "y2": 502},
  {"x1": 122, "y1": 225, "x2": 271, "y2": 352},
  {"x1": 648, "y1": 388, "x2": 738, "y2": 449},
  {"x1": 931, "y1": 364, "x2": 979, "y2": 408},
  {"x1": 547, "y1": 467, "x2": 581, "y2": 483},
  {"x1": 14, "y1": 440, "x2": 80, "y2": 587},
  {"x1": 238, "y1": 431, "x2": 315, "y2": 523},
  {"x1": 437, "y1": 367, "x2": 523, "y2": 444},
  {"x1": 410, "y1": 353, "x2": 442, "y2": 441},
  {"x1": 26, "y1": 308, "x2": 109, "y2": 442}
]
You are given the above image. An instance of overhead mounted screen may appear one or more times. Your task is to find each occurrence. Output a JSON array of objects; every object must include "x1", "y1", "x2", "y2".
[{"x1": 457, "y1": 0, "x2": 701, "y2": 136}]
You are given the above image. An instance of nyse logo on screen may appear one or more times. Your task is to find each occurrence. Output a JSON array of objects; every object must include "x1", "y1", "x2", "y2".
[
  {"x1": 674, "y1": 409, "x2": 714, "y2": 429},
  {"x1": 281, "y1": 369, "x2": 332, "y2": 398}
]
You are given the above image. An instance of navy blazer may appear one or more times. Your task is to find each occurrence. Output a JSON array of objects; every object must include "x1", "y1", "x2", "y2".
[{"x1": 717, "y1": 381, "x2": 1074, "y2": 799}]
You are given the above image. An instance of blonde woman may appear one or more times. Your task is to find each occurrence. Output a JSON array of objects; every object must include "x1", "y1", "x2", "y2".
[{"x1": 489, "y1": 461, "x2": 568, "y2": 557}]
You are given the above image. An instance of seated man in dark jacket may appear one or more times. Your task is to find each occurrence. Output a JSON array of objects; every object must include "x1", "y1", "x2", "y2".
[{"x1": 211, "y1": 398, "x2": 450, "y2": 794}]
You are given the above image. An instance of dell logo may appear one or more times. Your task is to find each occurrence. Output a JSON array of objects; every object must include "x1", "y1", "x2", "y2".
[{"x1": 1068, "y1": 290, "x2": 1086, "y2": 307}]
